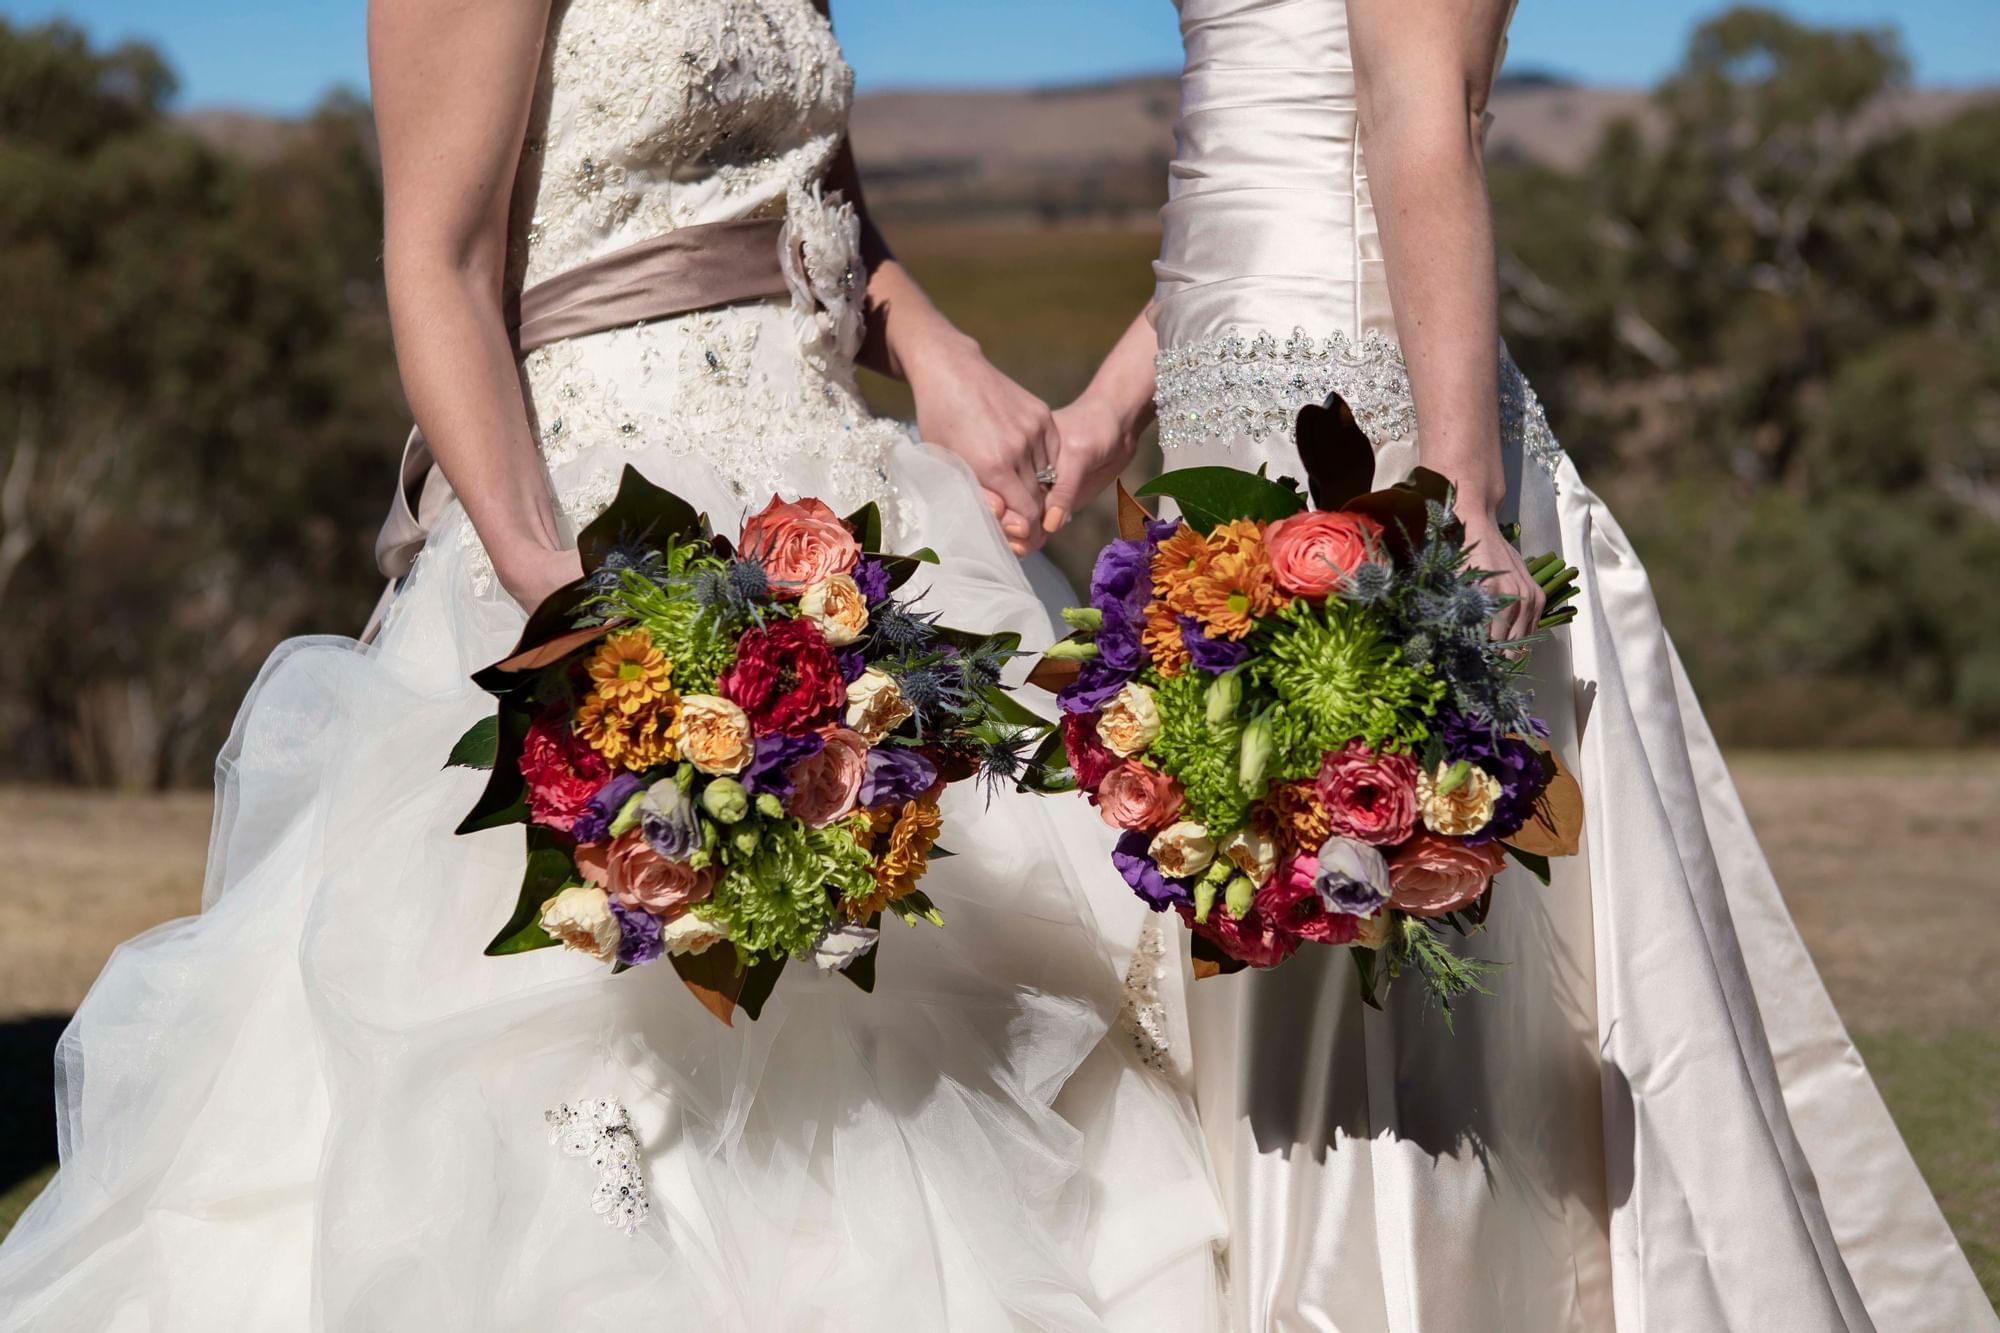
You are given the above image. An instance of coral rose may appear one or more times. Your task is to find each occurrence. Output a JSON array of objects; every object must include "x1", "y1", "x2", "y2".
[
  {"x1": 1316, "y1": 741, "x2": 1420, "y2": 846},
  {"x1": 1095, "y1": 761, "x2": 1184, "y2": 831},
  {"x1": 799, "y1": 573, "x2": 870, "y2": 646},
  {"x1": 678, "y1": 694, "x2": 755, "y2": 775},
  {"x1": 603, "y1": 828, "x2": 715, "y2": 917},
  {"x1": 737, "y1": 494, "x2": 861, "y2": 597},
  {"x1": 789, "y1": 726, "x2": 869, "y2": 827},
  {"x1": 1097, "y1": 681, "x2": 1163, "y2": 757},
  {"x1": 1263, "y1": 510, "x2": 1384, "y2": 599},
  {"x1": 718, "y1": 617, "x2": 846, "y2": 736},
  {"x1": 1388, "y1": 832, "x2": 1505, "y2": 917},
  {"x1": 1417, "y1": 761, "x2": 1501, "y2": 837}
]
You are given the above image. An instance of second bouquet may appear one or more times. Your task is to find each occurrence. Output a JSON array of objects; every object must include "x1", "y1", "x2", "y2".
[{"x1": 450, "y1": 467, "x2": 1049, "y2": 1024}]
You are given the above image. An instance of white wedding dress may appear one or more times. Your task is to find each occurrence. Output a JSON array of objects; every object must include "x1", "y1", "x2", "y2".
[
  {"x1": 0, "y1": 4, "x2": 1225, "y2": 1329},
  {"x1": 1152, "y1": 1, "x2": 1994, "y2": 1330}
]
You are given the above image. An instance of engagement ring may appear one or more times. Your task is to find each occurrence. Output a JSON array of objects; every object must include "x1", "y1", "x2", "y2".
[{"x1": 1035, "y1": 466, "x2": 1058, "y2": 487}]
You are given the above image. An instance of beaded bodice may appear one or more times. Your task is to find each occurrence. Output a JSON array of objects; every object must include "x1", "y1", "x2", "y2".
[{"x1": 508, "y1": 0, "x2": 853, "y2": 290}]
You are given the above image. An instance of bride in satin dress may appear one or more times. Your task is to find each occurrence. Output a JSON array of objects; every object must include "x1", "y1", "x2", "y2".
[
  {"x1": 1052, "y1": 1, "x2": 1996, "y2": 1329},
  {"x1": 0, "y1": 2, "x2": 1227, "y2": 1329}
]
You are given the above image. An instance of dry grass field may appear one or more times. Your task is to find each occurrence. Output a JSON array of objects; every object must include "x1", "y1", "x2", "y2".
[{"x1": 1, "y1": 755, "x2": 1996, "y2": 1305}]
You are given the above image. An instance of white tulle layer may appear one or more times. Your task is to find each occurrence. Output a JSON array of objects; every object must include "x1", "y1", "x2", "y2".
[{"x1": 0, "y1": 438, "x2": 1224, "y2": 1331}]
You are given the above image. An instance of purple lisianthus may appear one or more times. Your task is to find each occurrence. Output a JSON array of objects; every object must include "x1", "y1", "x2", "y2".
[
  {"x1": 610, "y1": 900, "x2": 664, "y2": 966},
  {"x1": 1179, "y1": 616, "x2": 1250, "y2": 674},
  {"x1": 1314, "y1": 836, "x2": 1392, "y2": 916},
  {"x1": 571, "y1": 773, "x2": 644, "y2": 845},
  {"x1": 1145, "y1": 517, "x2": 1180, "y2": 544},
  {"x1": 743, "y1": 731, "x2": 825, "y2": 801},
  {"x1": 1113, "y1": 830, "x2": 1193, "y2": 911},
  {"x1": 836, "y1": 646, "x2": 869, "y2": 684},
  {"x1": 1437, "y1": 708, "x2": 1547, "y2": 845},
  {"x1": 858, "y1": 745, "x2": 939, "y2": 807},
  {"x1": 850, "y1": 556, "x2": 891, "y2": 604},
  {"x1": 1095, "y1": 602, "x2": 1146, "y2": 674},
  {"x1": 1090, "y1": 537, "x2": 1151, "y2": 619},
  {"x1": 1059, "y1": 658, "x2": 1133, "y2": 714},
  {"x1": 639, "y1": 780, "x2": 703, "y2": 861}
]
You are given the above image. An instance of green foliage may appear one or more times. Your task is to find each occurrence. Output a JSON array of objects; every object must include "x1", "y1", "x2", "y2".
[
  {"x1": 1148, "y1": 668, "x2": 1254, "y2": 833},
  {"x1": 1490, "y1": 7, "x2": 2000, "y2": 743}
]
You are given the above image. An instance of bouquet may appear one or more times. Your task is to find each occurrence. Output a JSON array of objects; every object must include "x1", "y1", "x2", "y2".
[
  {"x1": 1027, "y1": 418, "x2": 1582, "y2": 1019},
  {"x1": 449, "y1": 467, "x2": 1049, "y2": 1024}
]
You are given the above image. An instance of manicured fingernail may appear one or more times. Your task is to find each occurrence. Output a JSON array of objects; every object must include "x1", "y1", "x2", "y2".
[{"x1": 1043, "y1": 507, "x2": 1066, "y2": 532}]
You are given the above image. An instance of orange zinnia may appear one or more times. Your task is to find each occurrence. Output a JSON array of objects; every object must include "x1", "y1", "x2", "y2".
[
  {"x1": 1181, "y1": 542, "x2": 1282, "y2": 640},
  {"x1": 848, "y1": 799, "x2": 943, "y2": 916},
  {"x1": 1151, "y1": 524, "x2": 1212, "y2": 608},
  {"x1": 1268, "y1": 780, "x2": 1333, "y2": 854},
  {"x1": 586, "y1": 629, "x2": 674, "y2": 715},
  {"x1": 1141, "y1": 599, "x2": 1190, "y2": 678},
  {"x1": 576, "y1": 687, "x2": 681, "y2": 772}
]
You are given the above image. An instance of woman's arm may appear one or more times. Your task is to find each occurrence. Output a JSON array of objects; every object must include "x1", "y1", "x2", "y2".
[
  {"x1": 370, "y1": 0, "x2": 581, "y2": 611},
  {"x1": 1045, "y1": 308, "x2": 1158, "y2": 532},
  {"x1": 1349, "y1": 0, "x2": 1544, "y2": 640}
]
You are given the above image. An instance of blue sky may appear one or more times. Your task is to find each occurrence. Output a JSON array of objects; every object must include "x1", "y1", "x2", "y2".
[{"x1": 4, "y1": 0, "x2": 1994, "y2": 113}]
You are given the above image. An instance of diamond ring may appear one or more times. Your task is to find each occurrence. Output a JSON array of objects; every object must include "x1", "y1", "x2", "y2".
[{"x1": 1035, "y1": 466, "x2": 1058, "y2": 488}]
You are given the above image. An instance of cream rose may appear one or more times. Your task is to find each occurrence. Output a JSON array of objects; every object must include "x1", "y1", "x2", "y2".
[
  {"x1": 845, "y1": 668, "x2": 913, "y2": 742},
  {"x1": 800, "y1": 573, "x2": 870, "y2": 647},
  {"x1": 1221, "y1": 827, "x2": 1278, "y2": 882},
  {"x1": 1097, "y1": 682, "x2": 1163, "y2": 758},
  {"x1": 1149, "y1": 820, "x2": 1216, "y2": 878},
  {"x1": 659, "y1": 911, "x2": 731, "y2": 957},
  {"x1": 1353, "y1": 910, "x2": 1395, "y2": 951},
  {"x1": 679, "y1": 694, "x2": 754, "y2": 775},
  {"x1": 1417, "y1": 761, "x2": 1501, "y2": 837},
  {"x1": 539, "y1": 885, "x2": 620, "y2": 962}
]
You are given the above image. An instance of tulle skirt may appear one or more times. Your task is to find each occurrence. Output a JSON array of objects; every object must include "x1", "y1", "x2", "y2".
[{"x1": 0, "y1": 417, "x2": 1225, "y2": 1330}]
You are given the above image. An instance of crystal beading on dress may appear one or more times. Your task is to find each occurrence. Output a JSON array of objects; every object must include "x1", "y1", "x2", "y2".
[
  {"x1": 436, "y1": 0, "x2": 910, "y2": 593},
  {"x1": 1153, "y1": 326, "x2": 1565, "y2": 485}
]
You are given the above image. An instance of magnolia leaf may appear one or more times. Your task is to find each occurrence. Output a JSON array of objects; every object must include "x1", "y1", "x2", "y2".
[
  {"x1": 1504, "y1": 847, "x2": 1553, "y2": 885},
  {"x1": 1294, "y1": 396, "x2": 1377, "y2": 510},
  {"x1": 1354, "y1": 947, "x2": 1384, "y2": 1009},
  {"x1": 480, "y1": 622, "x2": 616, "y2": 681},
  {"x1": 926, "y1": 845, "x2": 956, "y2": 860},
  {"x1": 578, "y1": 465, "x2": 707, "y2": 571},
  {"x1": 1136, "y1": 466, "x2": 1305, "y2": 534},
  {"x1": 670, "y1": 946, "x2": 748, "y2": 1025},
  {"x1": 484, "y1": 837, "x2": 576, "y2": 955},
  {"x1": 1189, "y1": 930, "x2": 1250, "y2": 979},
  {"x1": 1503, "y1": 744, "x2": 1584, "y2": 857},
  {"x1": 456, "y1": 705, "x2": 534, "y2": 835},
  {"x1": 446, "y1": 715, "x2": 499, "y2": 770},
  {"x1": 878, "y1": 553, "x2": 932, "y2": 593},
  {"x1": 977, "y1": 683, "x2": 1053, "y2": 731},
  {"x1": 735, "y1": 953, "x2": 787, "y2": 1022},
  {"x1": 1115, "y1": 480, "x2": 1153, "y2": 542},
  {"x1": 1343, "y1": 467, "x2": 1456, "y2": 566},
  {"x1": 840, "y1": 914, "x2": 882, "y2": 993},
  {"x1": 1026, "y1": 635, "x2": 1086, "y2": 693},
  {"x1": 844, "y1": 501, "x2": 884, "y2": 552},
  {"x1": 471, "y1": 585, "x2": 601, "y2": 694}
]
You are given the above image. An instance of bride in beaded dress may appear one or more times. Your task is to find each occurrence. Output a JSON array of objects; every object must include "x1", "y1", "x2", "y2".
[
  {"x1": 0, "y1": 2, "x2": 1228, "y2": 1329},
  {"x1": 1050, "y1": 1, "x2": 1994, "y2": 1330}
]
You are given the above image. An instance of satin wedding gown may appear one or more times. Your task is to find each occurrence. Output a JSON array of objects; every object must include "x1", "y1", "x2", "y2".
[
  {"x1": 1151, "y1": 1, "x2": 1993, "y2": 1330},
  {"x1": 0, "y1": 4, "x2": 1224, "y2": 1329}
]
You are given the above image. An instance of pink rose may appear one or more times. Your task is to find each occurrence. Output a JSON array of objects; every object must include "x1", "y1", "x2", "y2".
[
  {"x1": 737, "y1": 494, "x2": 861, "y2": 598},
  {"x1": 789, "y1": 727, "x2": 869, "y2": 827},
  {"x1": 1263, "y1": 510, "x2": 1384, "y2": 600},
  {"x1": 1316, "y1": 740, "x2": 1419, "y2": 846},
  {"x1": 1094, "y1": 761, "x2": 1184, "y2": 831},
  {"x1": 1256, "y1": 853, "x2": 1363, "y2": 946},
  {"x1": 602, "y1": 828, "x2": 715, "y2": 917},
  {"x1": 1388, "y1": 832, "x2": 1506, "y2": 918},
  {"x1": 1176, "y1": 899, "x2": 1299, "y2": 969}
]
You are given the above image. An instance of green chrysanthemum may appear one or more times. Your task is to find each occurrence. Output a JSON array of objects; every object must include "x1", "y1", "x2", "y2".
[
  {"x1": 602, "y1": 555, "x2": 739, "y2": 693},
  {"x1": 1254, "y1": 599, "x2": 1442, "y2": 774},
  {"x1": 1147, "y1": 668, "x2": 1256, "y2": 833},
  {"x1": 698, "y1": 817, "x2": 867, "y2": 961}
]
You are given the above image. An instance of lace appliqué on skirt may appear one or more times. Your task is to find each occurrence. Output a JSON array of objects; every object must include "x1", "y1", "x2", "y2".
[
  {"x1": 1117, "y1": 915, "x2": 1174, "y2": 1075},
  {"x1": 1154, "y1": 326, "x2": 1565, "y2": 485},
  {"x1": 546, "y1": 1098, "x2": 651, "y2": 1235}
]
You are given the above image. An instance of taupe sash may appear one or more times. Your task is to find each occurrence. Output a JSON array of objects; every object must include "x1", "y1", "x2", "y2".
[{"x1": 372, "y1": 216, "x2": 790, "y2": 582}]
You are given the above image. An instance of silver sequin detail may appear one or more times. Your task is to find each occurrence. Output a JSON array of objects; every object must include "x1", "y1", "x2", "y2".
[
  {"x1": 1155, "y1": 326, "x2": 1564, "y2": 485},
  {"x1": 546, "y1": 1098, "x2": 650, "y2": 1235},
  {"x1": 1117, "y1": 915, "x2": 1173, "y2": 1074}
]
